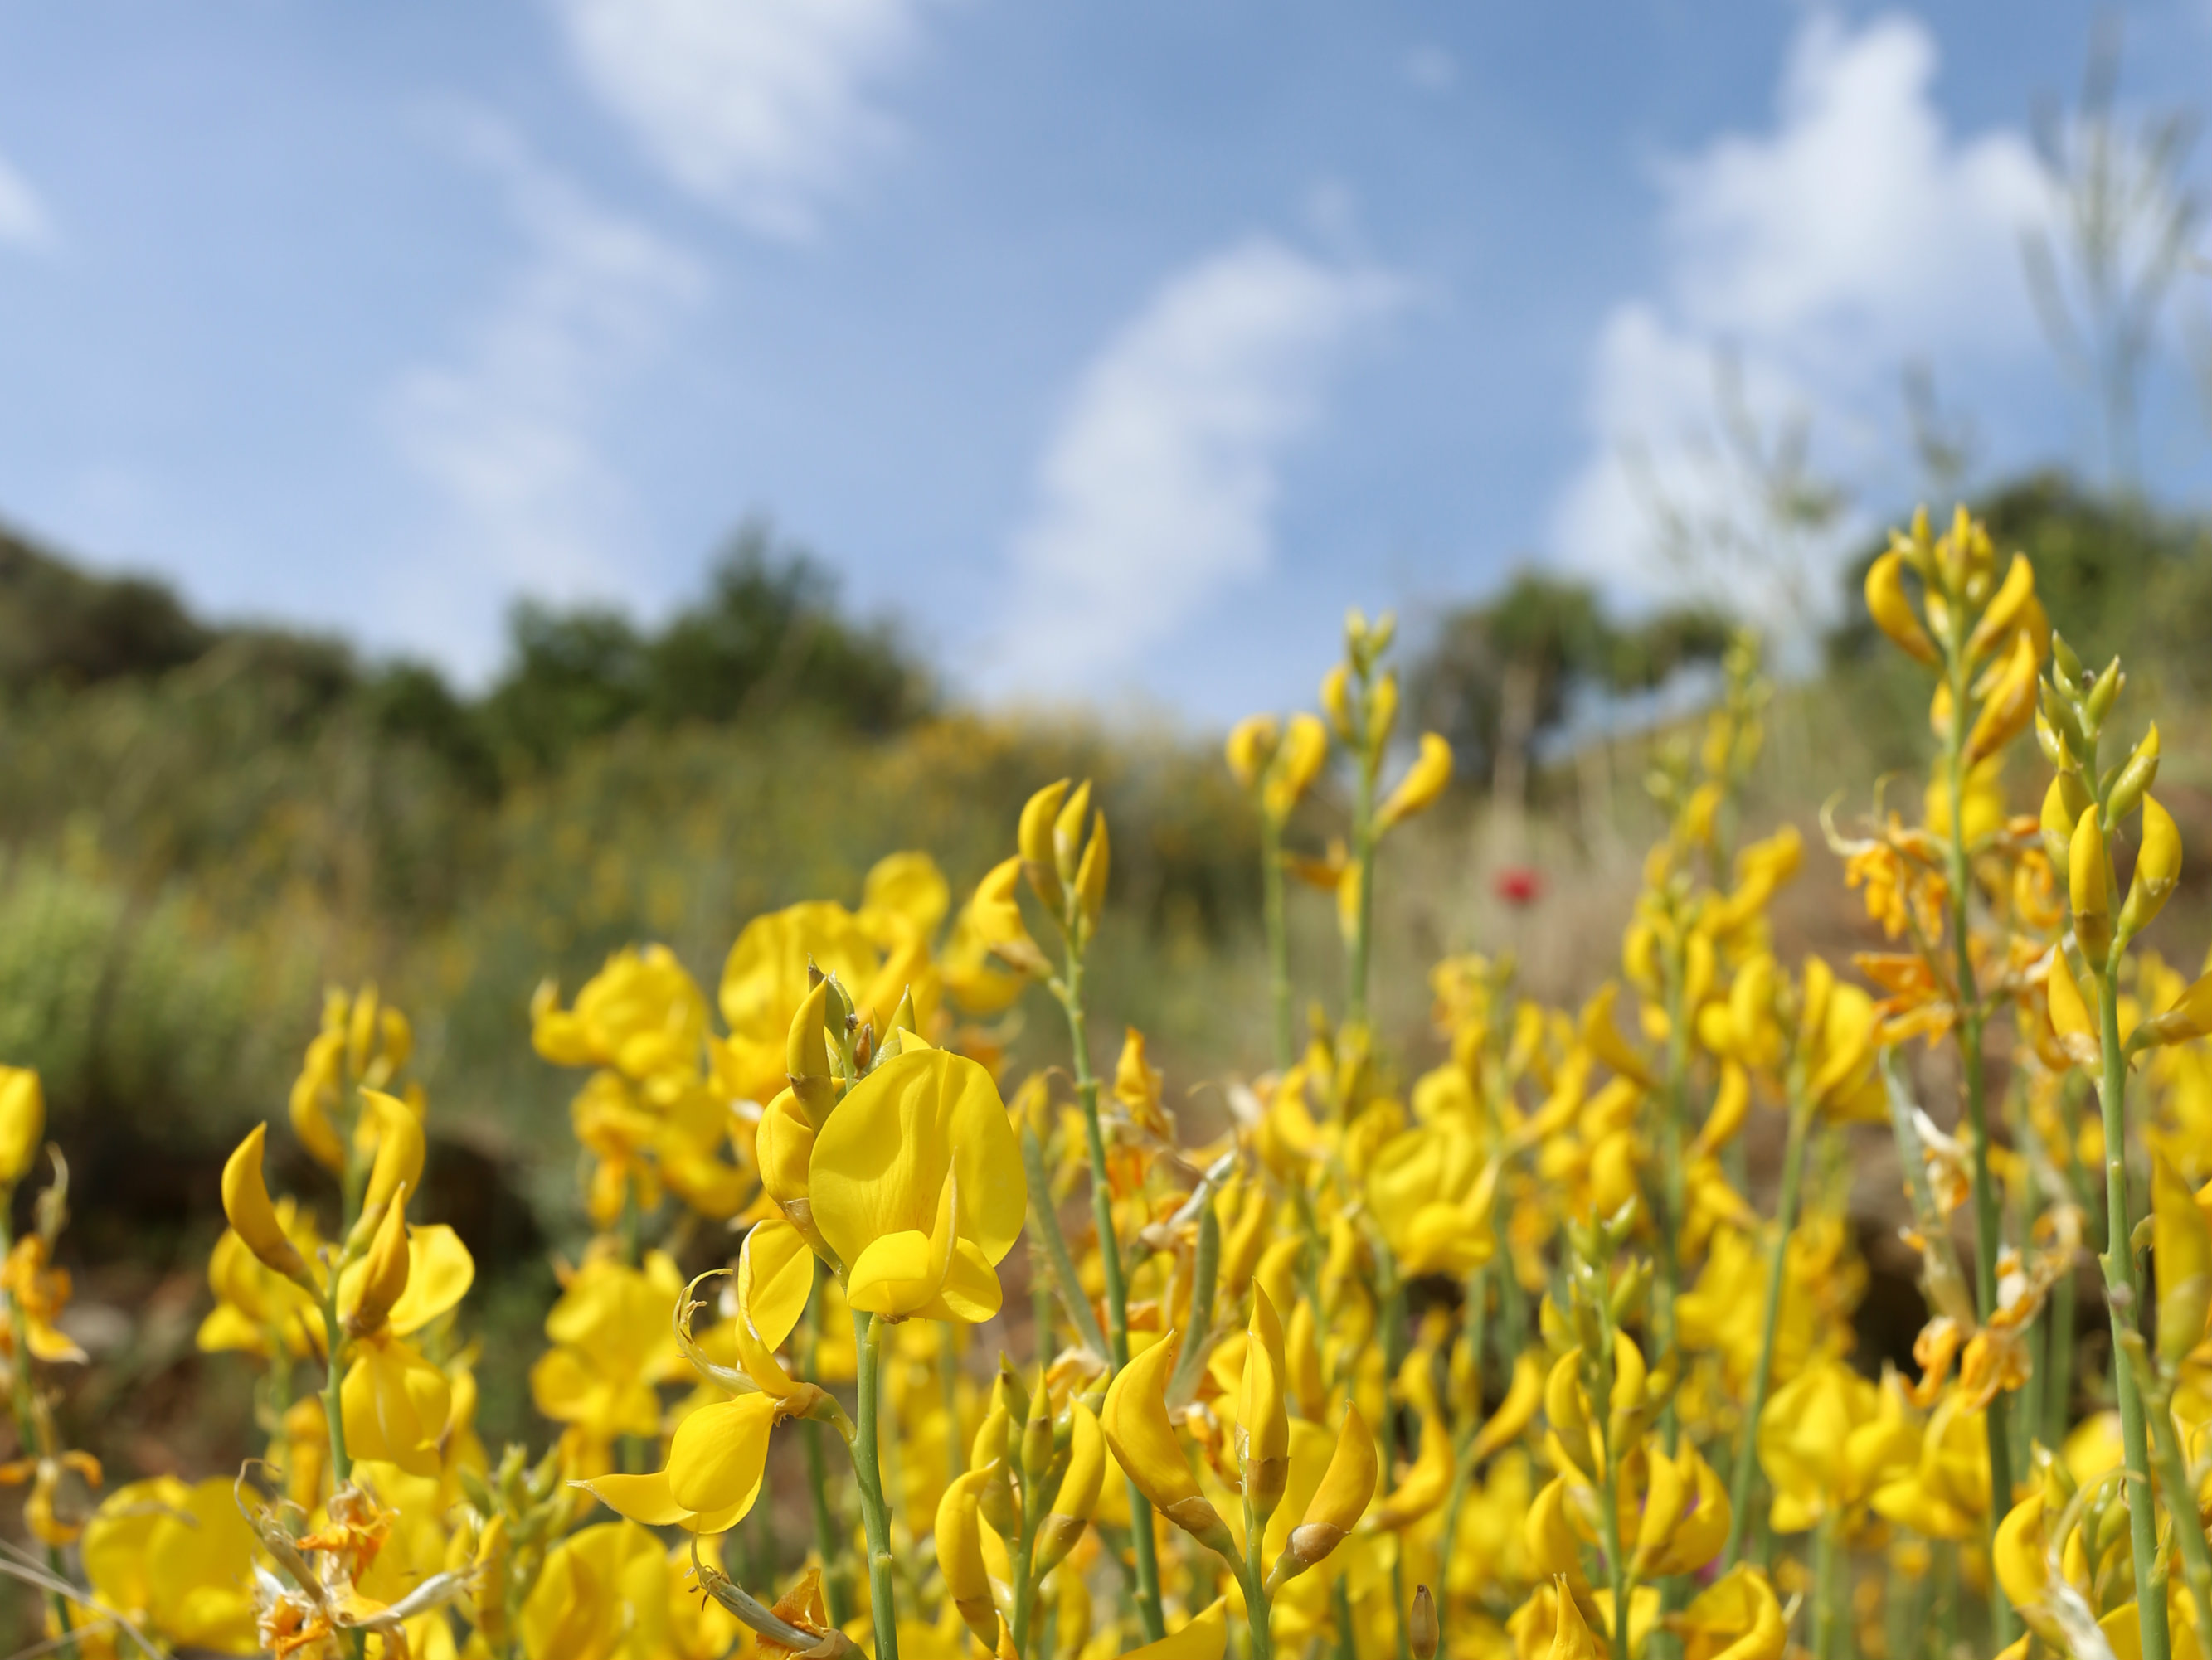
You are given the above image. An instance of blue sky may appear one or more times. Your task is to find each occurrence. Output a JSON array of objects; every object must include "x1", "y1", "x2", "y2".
[{"x1": 0, "y1": 2, "x2": 2205, "y2": 721}]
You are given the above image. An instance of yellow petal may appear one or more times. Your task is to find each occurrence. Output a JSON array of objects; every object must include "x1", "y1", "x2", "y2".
[
  {"x1": 809, "y1": 1049, "x2": 1025, "y2": 1274},
  {"x1": 221, "y1": 1124, "x2": 309, "y2": 1284},
  {"x1": 358, "y1": 1089, "x2": 425, "y2": 1218},
  {"x1": 1376, "y1": 732, "x2": 1452, "y2": 830},
  {"x1": 0, "y1": 1069, "x2": 44, "y2": 1187},
  {"x1": 1127, "y1": 1599, "x2": 1228, "y2": 1660},
  {"x1": 383, "y1": 1225, "x2": 475, "y2": 1337},
  {"x1": 1101, "y1": 1331, "x2": 1203, "y2": 1511},
  {"x1": 665, "y1": 1393, "x2": 779, "y2": 1520},
  {"x1": 575, "y1": 1469, "x2": 693, "y2": 1527},
  {"x1": 737, "y1": 1217, "x2": 814, "y2": 1352}
]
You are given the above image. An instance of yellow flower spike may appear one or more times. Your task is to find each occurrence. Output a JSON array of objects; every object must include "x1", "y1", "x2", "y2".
[
  {"x1": 1101, "y1": 1330, "x2": 1233, "y2": 1552},
  {"x1": 347, "y1": 1186, "x2": 413, "y2": 1337},
  {"x1": 1676, "y1": 1565, "x2": 1787, "y2": 1660},
  {"x1": 810, "y1": 1049, "x2": 1024, "y2": 1323},
  {"x1": 1965, "y1": 552, "x2": 2037, "y2": 663},
  {"x1": 221, "y1": 1124, "x2": 312, "y2": 1287},
  {"x1": 1376, "y1": 733, "x2": 1452, "y2": 832},
  {"x1": 785, "y1": 978, "x2": 836, "y2": 1129},
  {"x1": 936, "y1": 1467, "x2": 1001, "y2": 1651},
  {"x1": 1074, "y1": 812, "x2": 1110, "y2": 934},
  {"x1": 0, "y1": 1067, "x2": 42, "y2": 1187},
  {"x1": 2070, "y1": 808, "x2": 2115, "y2": 964},
  {"x1": 1036, "y1": 1400, "x2": 1106, "y2": 1575},
  {"x1": 1965, "y1": 629, "x2": 2044, "y2": 764},
  {"x1": 973, "y1": 856, "x2": 1050, "y2": 977},
  {"x1": 1125, "y1": 1599, "x2": 1228, "y2": 1660},
  {"x1": 1227, "y1": 716, "x2": 1281, "y2": 789},
  {"x1": 1469, "y1": 1352, "x2": 1544, "y2": 1463},
  {"x1": 1265, "y1": 713, "x2": 1330, "y2": 821},
  {"x1": 1865, "y1": 549, "x2": 1938, "y2": 666},
  {"x1": 2156, "y1": 1156, "x2": 2212, "y2": 1366},
  {"x1": 1052, "y1": 779, "x2": 1094, "y2": 885},
  {"x1": 1548, "y1": 1575, "x2": 1605, "y2": 1660},
  {"x1": 1018, "y1": 779, "x2": 1072, "y2": 909},
  {"x1": 357, "y1": 1089, "x2": 425, "y2": 1224},
  {"x1": 1240, "y1": 1284, "x2": 1291, "y2": 1518},
  {"x1": 2117, "y1": 794, "x2": 2182, "y2": 949},
  {"x1": 1266, "y1": 1404, "x2": 1377, "y2": 1590}
]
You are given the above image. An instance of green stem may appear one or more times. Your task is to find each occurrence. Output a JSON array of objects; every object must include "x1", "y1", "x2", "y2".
[
  {"x1": 1346, "y1": 746, "x2": 1379, "y2": 1028},
  {"x1": 1242, "y1": 1496, "x2": 1276, "y2": 1660},
  {"x1": 851, "y1": 1312, "x2": 902, "y2": 1660},
  {"x1": 1813, "y1": 1507, "x2": 1844, "y2": 1660},
  {"x1": 1020, "y1": 1126, "x2": 1110, "y2": 1360},
  {"x1": 2146, "y1": 1391, "x2": 2212, "y2": 1647},
  {"x1": 2098, "y1": 964, "x2": 2168, "y2": 1660},
  {"x1": 1057, "y1": 943, "x2": 1165, "y2": 1642},
  {"x1": 1722, "y1": 1085, "x2": 1815, "y2": 1568},
  {"x1": 320, "y1": 1274, "x2": 351, "y2": 1488},
  {"x1": 1262, "y1": 814, "x2": 1294, "y2": 1073},
  {"x1": 1941, "y1": 656, "x2": 2013, "y2": 1643},
  {"x1": 803, "y1": 1263, "x2": 849, "y2": 1625},
  {"x1": 2045, "y1": 1251, "x2": 2077, "y2": 1454},
  {"x1": 1011, "y1": 1479, "x2": 1039, "y2": 1660}
]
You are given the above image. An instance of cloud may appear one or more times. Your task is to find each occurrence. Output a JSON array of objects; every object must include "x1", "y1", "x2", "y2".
[
  {"x1": 384, "y1": 119, "x2": 702, "y2": 670},
  {"x1": 552, "y1": 0, "x2": 927, "y2": 240},
  {"x1": 1552, "y1": 11, "x2": 2046, "y2": 629},
  {"x1": 0, "y1": 152, "x2": 54, "y2": 250},
  {"x1": 996, "y1": 236, "x2": 1399, "y2": 692}
]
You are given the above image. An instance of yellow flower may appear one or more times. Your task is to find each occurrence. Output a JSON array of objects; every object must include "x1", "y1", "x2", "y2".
[
  {"x1": 1676, "y1": 1565, "x2": 1787, "y2": 1660},
  {"x1": 1125, "y1": 1599, "x2": 1228, "y2": 1660},
  {"x1": 532, "y1": 1250, "x2": 689, "y2": 1442},
  {"x1": 220, "y1": 1124, "x2": 312, "y2": 1287},
  {"x1": 1103, "y1": 1332, "x2": 1232, "y2": 1548},
  {"x1": 80, "y1": 1475, "x2": 260, "y2": 1653},
  {"x1": 532, "y1": 944, "x2": 707, "y2": 1092},
  {"x1": 809, "y1": 1050, "x2": 1025, "y2": 1322},
  {"x1": 1758, "y1": 1360, "x2": 1917, "y2": 1531},
  {"x1": 337, "y1": 1218, "x2": 476, "y2": 1478},
  {"x1": 1364, "y1": 1119, "x2": 1496, "y2": 1278},
  {"x1": 1267, "y1": 1405, "x2": 1378, "y2": 1589},
  {"x1": 1869, "y1": 1394, "x2": 1990, "y2": 1541},
  {"x1": 0, "y1": 1066, "x2": 43, "y2": 1187},
  {"x1": 936, "y1": 1467, "x2": 1000, "y2": 1649},
  {"x1": 1376, "y1": 733, "x2": 1453, "y2": 831},
  {"x1": 717, "y1": 900, "x2": 916, "y2": 1104},
  {"x1": 519, "y1": 1519, "x2": 671, "y2": 1660}
]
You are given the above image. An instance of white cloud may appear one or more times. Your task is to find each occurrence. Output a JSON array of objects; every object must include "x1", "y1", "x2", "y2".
[
  {"x1": 0, "y1": 153, "x2": 54, "y2": 250},
  {"x1": 552, "y1": 0, "x2": 926, "y2": 240},
  {"x1": 385, "y1": 119, "x2": 702, "y2": 670},
  {"x1": 997, "y1": 237, "x2": 1399, "y2": 692},
  {"x1": 1553, "y1": 11, "x2": 2046, "y2": 629}
]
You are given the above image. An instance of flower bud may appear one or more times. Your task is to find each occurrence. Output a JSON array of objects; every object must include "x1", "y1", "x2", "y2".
[
  {"x1": 1053, "y1": 780, "x2": 1094, "y2": 886},
  {"x1": 2106, "y1": 724, "x2": 2161, "y2": 826},
  {"x1": 1035, "y1": 1401, "x2": 1104, "y2": 1575},
  {"x1": 1238, "y1": 1286, "x2": 1291, "y2": 1521},
  {"x1": 1965, "y1": 552, "x2": 2036, "y2": 663},
  {"x1": 2040, "y1": 774, "x2": 2092, "y2": 871},
  {"x1": 1408, "y1": 1586, "x2": 1439, "y2": 1660},
  {"x1": 1321, "y1": 665, "x2": 1354, "y2": 742},
  {"x1": 786, "y1": 980, "x2": 836, "y2": 1129},
  {"x1": 1965, "y1": 630, "x2": 2040, "y2": 764},
  {"x1": 357, "y1": 1090, "x2": 425, "y2": 1232},
  {"x1": 2069, "y1": 811, "x2": 2113, "y2": 967},
  {"x1": 2050, "y1": 629, "x2": 2083, "y2": 687},
  {"x1": 1263, "y1": 1405, "x2": 1376, "y2": 1591},
  {"x1": 0, "y1": 1068, "x2": 44, "y2": 1189},
  {"x1": 1074, "y1": 814, "x2": 1110, "y2": 937},
  {"x1": 1367, "y1": 671, "x2": 1400, "y2": 751},
  {"x1": 1865, "y1": 550, "x2": 1938, "y2": 665},
  {"x1": 348, "y1": 1187, "x2": 412, "y2": 1337},
  {"x1": 1227, "y1": 716, "x2": 1279, "y2": 789},
  {"x1": 936, "y1": 1469, "x2": 1000, "y2": 1652},
  {"x1": 2117, "y1": 795, "x2": 2181, "y2": 949},
  {"x1": 1018, "y1": 779, "x2": 1071, "y2": 910},
  {"x1": 1266, "y1": 714, "x2": 1330, "y2": 821},
  {"x1": 221, "y1": 1124, "x2": 311, "y2": 1286},
  {"x1": 2085, "y1": 656, "x2": 2124, "y2": 730},
  {"x1": 1376, "y1": 734, "x2": 1452, "y2": 832}
]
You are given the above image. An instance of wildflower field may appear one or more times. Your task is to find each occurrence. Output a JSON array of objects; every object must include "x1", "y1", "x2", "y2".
[{"x1": 5, "y1": 500, "x2": 2212, "y2": 1660}]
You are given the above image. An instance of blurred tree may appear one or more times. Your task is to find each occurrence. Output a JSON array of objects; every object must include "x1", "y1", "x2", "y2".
[
  {"x1": 0, "y1": 524, "x2": 210, "y2": 688},
  {"x1": 1407, "y1": 570, "x2": 1732, "y2": 795}
]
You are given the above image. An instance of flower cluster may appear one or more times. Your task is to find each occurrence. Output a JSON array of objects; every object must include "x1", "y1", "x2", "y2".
[{"x1": 3, "y1": 507, "x2": 2212, "y2": 1660}]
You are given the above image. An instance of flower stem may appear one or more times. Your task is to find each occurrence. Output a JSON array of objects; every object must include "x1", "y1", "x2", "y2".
[
  {"x1": 1346, "y1": 751, "x2": 1378, "y2": 1028},
  {"x1": 1055, "y1": 942, "x2": 1165, "y2": 1642},
  {"x1": 851, "y1": 1311, "x2": 902, "y2": 1660},
  {"x1": 2146, "y1": 1386, "x2": 2212, "y2": 1646},
  {"x1": 0, "y1": 1198, "x2": 74, "y2": 1658},
  {"x1": 2097, "y1": 963, "x2": 2167, "y2": 1660},
  {"x1": 1812, "y1": 1507, "x2": 1844, "y2": 1660},
  {"x1": 1242, "y1": 1495, "x2": 1275, "y2": 1660},
  {"x1": 1942, "y1": 652, "x2": 2013, "y2": 1643},
  {"x1": 320, "y1": 1274, "x2": 351, "y2": 1488},
  {"x1": 1722, "y1": 1084, "x2": 1815, "y2": 1569}
]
